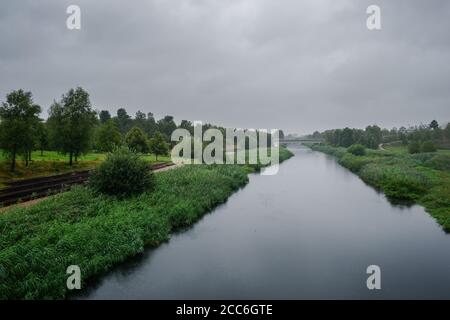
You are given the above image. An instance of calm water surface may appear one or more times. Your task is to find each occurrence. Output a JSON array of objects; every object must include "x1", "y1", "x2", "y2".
[{"x1": 79, "y1": 146, "x2": 450, "y2": 299}]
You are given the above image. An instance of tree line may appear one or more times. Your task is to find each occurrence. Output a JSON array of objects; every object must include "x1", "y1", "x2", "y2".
[
  {"x1": 309, "y1": 120, "x2": 450, "y2": 153},
  {"x1": 0, "y1": 87, "x2": 198, "y2": 171}
]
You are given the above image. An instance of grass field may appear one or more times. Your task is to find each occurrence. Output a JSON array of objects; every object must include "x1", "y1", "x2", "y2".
[
  {"x1": 309, "y1": 144, "x2": 450, "y2": 232},
  {"x1": 0, "y1": 147, "x2": 293, "y2": 299},
  {"x1": 0, "y1": 150, "x2": 171, "y2": 188}
]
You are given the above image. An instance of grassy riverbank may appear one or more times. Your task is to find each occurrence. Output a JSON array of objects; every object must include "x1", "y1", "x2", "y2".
[
  {"x1": 308, "y1": 144, "x2": 450, "y2": 231},
  {"x1": 0, "y1": 147, "x2": 293, "y2": 299}
]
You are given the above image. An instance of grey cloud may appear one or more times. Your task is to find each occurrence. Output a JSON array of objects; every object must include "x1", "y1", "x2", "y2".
[{"x1": 0, "y1": 0, "x2": 449, "y2": 133}]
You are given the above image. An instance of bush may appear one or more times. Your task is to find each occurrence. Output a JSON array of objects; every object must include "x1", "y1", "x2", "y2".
[
  {"x1": 89, "y1": 147, "x2": 154, "y2": 197},
  {"x1": 125, "y1": 126, "x2": 150, "y2": 153},
  {"x1": 424, "y1": 155, "x2": 450, "y2": 171},
  {"x1": 347, "y1": 144, "x2": 366, "y2": 156},
  {"x1": 408, "y1": 141, "x2": 421, "y2": 154},
  {"x1": 359, "y1": 164, "x2": 429, "y2": 200},
  {"x1": 421, "y1": 141, "x2": 437, "y2": 153},
  {"x1": 338, "y1": 154, "x2": 370, "y2": 172}
]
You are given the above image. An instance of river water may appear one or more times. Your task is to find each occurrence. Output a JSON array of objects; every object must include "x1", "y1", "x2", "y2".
[{"x1": 79, "y1": 146, "x2": 450, "y2": 299}]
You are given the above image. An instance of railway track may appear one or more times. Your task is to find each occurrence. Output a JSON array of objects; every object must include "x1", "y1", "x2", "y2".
[{"x1": 0, "y1": 162, "x2": 175, "y2": 208}]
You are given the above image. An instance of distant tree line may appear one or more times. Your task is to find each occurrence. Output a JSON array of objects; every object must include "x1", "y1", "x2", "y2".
[
  {"x1": 309, "y1": 120, "x2": 450, "y2": 153},
  {"x1": 0, "y1": 87, "x2": 279, "y2": 171},
  {"x1": 0, "y1": 87, "x2": 200, "y2": 171}
]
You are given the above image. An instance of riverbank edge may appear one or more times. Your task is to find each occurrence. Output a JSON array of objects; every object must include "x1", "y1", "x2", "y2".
[
  {"x1": 0, "y1": 147, "x2": 294, "y2": 299},
  {"x1": 307, "y1": 143, "x2": 450, "y2": 232}
]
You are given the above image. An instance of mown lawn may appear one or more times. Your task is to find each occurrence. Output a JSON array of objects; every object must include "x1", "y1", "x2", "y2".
[
  {"x1": 0, "y1": 147, "x2": 293, "y2": 299},
  {"x1": 309, "y1": 144, "x2": 450, "y2": 231}
]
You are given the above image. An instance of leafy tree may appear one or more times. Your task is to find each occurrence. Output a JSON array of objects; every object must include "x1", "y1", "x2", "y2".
[
  {"x1": 421, "y1": 141, "x2": 437, "y2": 153},
  {"x1": 0, "y1": 89, "x2": 41, "y2": 171},
  {"x1": 311, "y1": 131, "x2": 322, "y2": 139},
  {"x1": 340, "y1": 127, "x2": 355, "y2": 147},
  {"x1": 125, "y1": 126, "x2": 150, "y2": 153},
  {"x1": 179, "y1": 120, "x2": 194, "y2": 135},
  {"x1": 143, "y1": 112, "x2": 157, "y2": 137},
  {"x1": 157, "y1": 115, "x2": 177, "y2": 139},
  {"x1": 445, "y1": 123, "x2": 450, "y2": 140},
  {"x1": 115, "y1": 108, "x2": 132, "y2": 135},
  {"x1": 347, "y1": 144, "x2": 366, "y2": 156},
  {"x1": 95, "y1": 119, "x2": 122, "y2": 152},
  {"x1": 149, "y1": 131, "x2": 169, "y2": 161},
  {"x1": 99, "y1": 110, "x2": 111, "y2": 124},
  {"x1": 429, "y1": 120, "x2": 439, "y2": 130},
  {"x1": 134, "y1": 110, "x2": 147, "y2": 130},
  {"x1": 408, "y1": 141, "x2": 421, "y2": 154},
  {"x1": 35, "y1": 121, "x2": 49, "y2": 156},
  {"x1": 365, "y1": 125, "x2": 382, "y2": 149},
  {"x1": 47, "y1": 87, "x2": 97, "y2": 165}
]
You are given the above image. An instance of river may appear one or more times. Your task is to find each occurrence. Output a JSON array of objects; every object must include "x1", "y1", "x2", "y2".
[{"x1": 79, "y1": 145, "x2": 450, "y2": 299}]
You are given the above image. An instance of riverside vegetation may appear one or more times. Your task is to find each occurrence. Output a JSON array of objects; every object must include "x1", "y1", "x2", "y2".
[
  {"x1": 308, "y1": 144, "x2": 450, "y2": 231},
  {"x1": 0, "y1": 147, "x2": 293, "y2": 299}
]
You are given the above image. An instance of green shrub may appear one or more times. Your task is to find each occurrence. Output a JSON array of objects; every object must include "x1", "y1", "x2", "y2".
[
  {"x1": 359, "y1": 164, "x2": 429, "y2": 200},
  {"x1": 125, "y1": 126, "x2": 150, "y2": 153},
  {"x1": 421, "y1": 141, "x2": 437, "y2": 153},
  {"x1": 408, "y1": 141, "x2": 421, "y2": 154},
  {"x1": 409, "y1": 152, "x2": 436, "y2": 163},
  {"x1": 338, "y1": 154, "x2": 370, "y2": 172},
  {"x1": 347, "y1": 144, "x2": 366, "y2": 156},
  {"x1": 424, "y1": 155, "x2": 450, "y2": 171},
  {"x1": 89, "y1": 147, "x2": 154, "y2": 197}
]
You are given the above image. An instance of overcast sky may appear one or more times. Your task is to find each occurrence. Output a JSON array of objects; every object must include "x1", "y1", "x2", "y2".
[{"x1": 1, "y1": 0, "x2": 449, "y2": 134}]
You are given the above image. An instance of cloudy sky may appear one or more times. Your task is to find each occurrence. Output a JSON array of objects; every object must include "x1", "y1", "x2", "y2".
[{"x1": 1, "y1": 0, "x2": 449, "y2": 134}]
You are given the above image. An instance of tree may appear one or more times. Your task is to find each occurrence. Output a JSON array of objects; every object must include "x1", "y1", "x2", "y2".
[
  {"x1": 134, "y1": 110, "x2": 147, "y2": 130},
  {"x1": 408, "y1": 141, "x2": 421, "y2": 154},
  {"x1": 95, "y1": 119, "x2": 122, "y2": 152},
  {"x1": 429, "y1": 120, "x2": 439, "y2": 130},
  {"x1": 143, "y1": 112, "x2": 157, "y2": 137},
  {"x1": 157, "y1": 115, "x2": 177, "y2": 139},
  {"x1": 340, "y1": 127, "x2": 355, "y2": 147},
  {"x1": 149, "y1": 131, "x2": 169, "y2": 161},
  {"x1": 365, "y1": 125, "x2": 382, "y2": 149},
  {"x1": 445, "y1": 123, "x2": 450, "y2": 140},
  {"x1": 312, "y1": 131, "x2": 322, "y2": 139},
  {"x1": 99, "y1": 110, "x2": 111, "y2": 124},
  {"x1": 179, "y1": 120, "x2": 194, "y2": 135},
  {"x1": 47, "y1": 87, "x2": 97, "y2": 165},
  {"x1": 0, "y1": 89, "x2": 41, "y2": 171},
  {"x1": 347, "y1": 144, "x2": 366, "y2": 156},
  {"x1": 421, "y1": 141, "x2": 437, "y2": 153},
  {"x1": 125, "y1": 126, "x2": 150, "y2": 153},
  {"x1": 115, "y1": 108, "x2": 131, "y2": 135}
]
